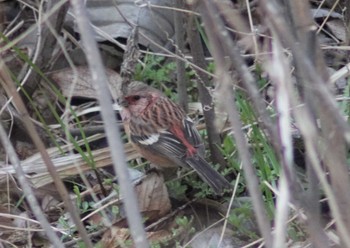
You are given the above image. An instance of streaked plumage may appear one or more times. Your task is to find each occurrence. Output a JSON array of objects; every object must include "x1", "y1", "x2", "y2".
[{"x1": 119, "y1": 81, "x2": 231, "y2": 194}]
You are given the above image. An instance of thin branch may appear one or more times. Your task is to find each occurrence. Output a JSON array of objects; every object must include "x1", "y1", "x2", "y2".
[
  {"x1": 260, "y1": 1, "x2": 350, "y2": 244},
  {"x1": 174, "y1": 0, "x2": 188, "y2": 111},
  {"x1": 70, "y1": 1, "x2": 149, "y2": 247},
  {"x1": 214, "y1": 1, "x2": 281, "y2": 153},
  {"x1": 21, "y1": 0, "x2": 69, "y2": 96},
  {"x1": 0, "y1": 114, "x2": 63, "y2": 247},
  {"x1": 267, "y1": 38, "x2": 293, "y2": 248},
  {"x1": 120, "y1": 25, "x2": 141, "y2": 95},
  {"x1": 188, "y1": 14, "x2": 226, "y2": 166},
  {"x1": 198, "y1": 1, "x2": 273, "y2": 246},
  {"x1": 0, "y1": 61, "x2": 92, "y2": 246},
  {"x1": 260, "y1": 0, "x2": 350, "y2": 143}
]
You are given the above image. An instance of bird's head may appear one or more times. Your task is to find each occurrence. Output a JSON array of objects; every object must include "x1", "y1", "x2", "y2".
[{"x1": 118, "y1": 81, "x2": 161, "y2": 117}]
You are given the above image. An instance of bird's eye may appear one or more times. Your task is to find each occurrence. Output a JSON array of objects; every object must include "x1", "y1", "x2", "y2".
[{"x1": 132, "y1": 95, "x2": 141, "y2": 101}]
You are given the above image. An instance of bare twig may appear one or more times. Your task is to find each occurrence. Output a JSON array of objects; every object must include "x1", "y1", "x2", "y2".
[
  {"x1": 260, "y1": 0, "x2": 350, "y2": 143},
  {"x1": 284, "y1": 2, "x2": 331, "y2": 247},
  {"x1": 0, "y1": 2, "x2": 5, "y2": 33},
  {"x1": 215, "y1": 1, "x2": 281, "y2": 152},
  {"x1": 21, "y1": 0, "x2": 69, "y2": 96},
  {"x1": 345, "y1": 0, "x2": 350, "y2": 45},
  {"x1": 260, "y1": 0, "x2": 350, "y2": 245},
  {"x1": 120, "y1": 25, "x2": 141, "y2": 95},
  {"x1": 198, "y1": 1, "x2": 273, "y2": 246},
  {"x1": 115, "y1": 1, "x2": 141, "y2": 96},
  {"x1": 187, "y1": 14, "x2": 227, "y2": 166},
  {"x1": 0, "y1": 61, "x2": 91, "y2": 246},
  {"x1": 70, "y1": 1, "x2": 149, "y2": 247},
  {"x1": 265, "y1": 36, "x2": 295, "y2": 248},
  {"x1": 174, "y1": 0, "x2": 188, "y2": 111},
  {"x1": 0, "y1": 108, "x2": 63, "y2": 247},
  {"x1": 263, "y1": 0, "x2": 350, "y2": 241}
]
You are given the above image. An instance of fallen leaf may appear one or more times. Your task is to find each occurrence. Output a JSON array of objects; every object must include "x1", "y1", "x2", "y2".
[
  {"x1": 326, "y1": 19, "x2": 346, "y2": 42},
  {"x1": 51, "y1": 66, "x2": 122, "y2": 100},
  {"x1": 135, "y1": 172, "x2": 171, "y2": 222}
]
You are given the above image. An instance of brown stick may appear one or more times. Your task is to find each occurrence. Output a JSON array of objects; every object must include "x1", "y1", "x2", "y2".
[{"x1": 187, "y1": 14, "x2": 227, "y2": 167}]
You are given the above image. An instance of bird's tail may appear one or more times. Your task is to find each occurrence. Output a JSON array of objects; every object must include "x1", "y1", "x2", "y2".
[{"x1": 186, "y1": 156, "x2": 232, "y2": 195}]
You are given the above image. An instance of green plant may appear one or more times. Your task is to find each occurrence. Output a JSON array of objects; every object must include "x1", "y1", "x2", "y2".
[
  {"x1": 73, "y1": 185, "x2": 93, "y2": 214},
  {"x1": 234, "y1": 90, "x2": 279, "y2": 216},
  {"x1": 57, "y1": 215, "x2": 75, "y2": 240},
  {"x1": 134, "y1": 54, "x2": 204, "y2": 103},
  {"x1": 150, "y1": 243, "x2": 161, "y2": 248},
  {"x1": 172, "y1": 215, "x2": 195, "y2": 238},
  {"x1": 228, "y1": 202, "x2": 259, "y2": 239},
  {"x1": 167, "y1": 180, "x2": 188, "y2": 199},
  {"x1": 1, "y1": 33, "x2": 100, "y2": 174},
  {"x1": 287, "y1": 220, "x2": 308, "y2": 242},
  {"x1": 339, "y1": 78, "x2": 350, "y2": 117},
  {"x1": 134, "y1": 55, "x2": 176, "y2": 95}
]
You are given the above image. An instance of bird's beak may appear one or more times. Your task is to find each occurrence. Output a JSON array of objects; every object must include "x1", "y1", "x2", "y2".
[{"x1": 117, "y1": 98, "x2": 129, "y2": 107}]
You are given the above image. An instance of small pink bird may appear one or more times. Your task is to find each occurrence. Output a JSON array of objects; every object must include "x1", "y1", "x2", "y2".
[{"x1": 119, "y1": 81, "x2": 231, "y2": 194}]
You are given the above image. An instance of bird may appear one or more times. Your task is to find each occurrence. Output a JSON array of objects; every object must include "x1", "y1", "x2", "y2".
[{"x1": 118, "y1": 81, "x2": 231, "y2": 194}]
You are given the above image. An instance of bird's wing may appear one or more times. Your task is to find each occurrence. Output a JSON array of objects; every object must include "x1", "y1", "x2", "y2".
[
  {"x1": 183, "y1": 117, "x2": 204, "y2": 153},
  {"x1": 130, "y1": 130, "x2": 188, "y2": 162},
  {"x1": 131, "y1": 126, "x2": 232, "y2": 194},
  {"x1": 131, "y1": 115, "x2": 204, "y2": 157}
]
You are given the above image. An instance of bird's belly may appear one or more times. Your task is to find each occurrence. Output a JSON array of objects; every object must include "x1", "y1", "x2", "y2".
[{"x1": 135, "y1": 145, "x2": 177, "y2": 168}]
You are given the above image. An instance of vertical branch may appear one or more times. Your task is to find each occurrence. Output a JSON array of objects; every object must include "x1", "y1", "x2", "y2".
[
  {"x1": 198, "y1": 2, "x2": 273, "y2": 246},
  {"x1": 22, "y1": 0, "x2": 69, "y2": 96},
  {"x1": 120, "y1": 25, "x2": 140, "y2": 95},
  {"x1": 187, "y1": 15, "x2": 226, "y2": 166},
  {"x1": 287, "y1": 0, "x2": 350, "y2": 243},
  {"x1": 0, "y1": 61, "x2": 93, "y2": 247},
  {"x1": 0, "y1": 119, "x2": 64, "y2": 248},
  {"x1": 345, "y1": 0, "x2": 350, "y2": 45},
  {"x1": 0, "y1": 1, "x2": 5, "y2": 34},
  {"x1": 303, "y1": 158, "x2": 329, "y2": 248},
  {"x1": 215, "y1": 2, "x2": 281, "y2": 152},
  {"x1": 286, "y1": 2, "x2": 329, "y2": 246},
  {"x1": 259, "y1": 0, "x2": 350, "y2": 244},
  {"x1": 0, "y1": 64, "x2": 64, "y2": 248},
  {"x1": 114, "y1": 2, "x2": 141, "y2": 96},
  {"x1": 70, "y1": 1, "x2": 149, "y2": 247},
  {"x1": 174, "y1": 0, "x2": 188, "y2": 111},
  {"x1": 267, "y1": 38, "x2": 293, "y2": 248}
]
